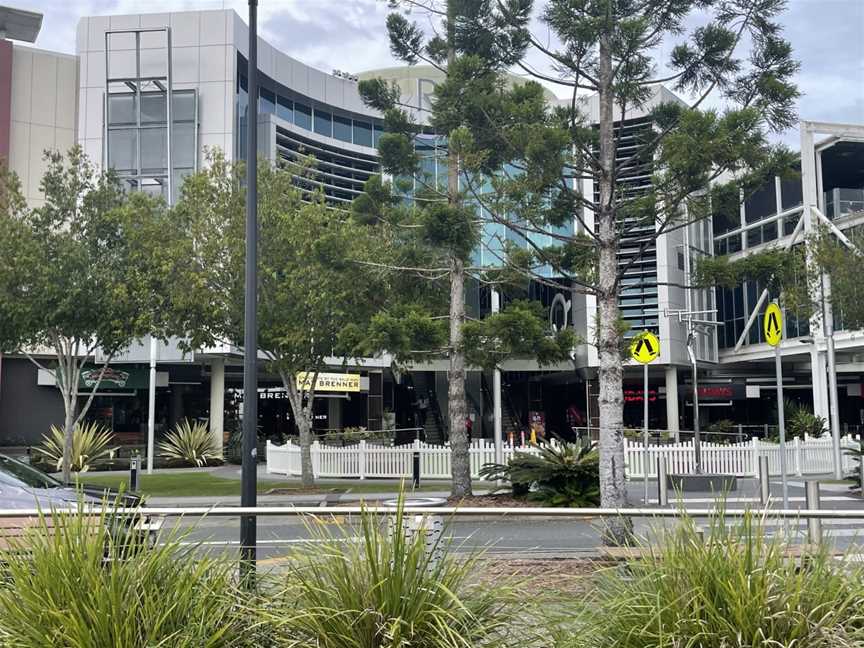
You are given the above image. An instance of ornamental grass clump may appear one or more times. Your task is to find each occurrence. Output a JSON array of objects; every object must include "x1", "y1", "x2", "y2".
[
  {"x1": 559, "y1": 509, "x2": 864, "y2": 648},
  {"x1": 266, "y1": 499, "x2": 524, "y2": 647},
  {"x1": 36, "y1": 421, "x2": 115, "y2": 473},
  {"x1": 0, "y1": 502, "x2": 249, "y2": 648},
  {"x1": 159, "y1": 417, "x2": 222, "y2": 467}
]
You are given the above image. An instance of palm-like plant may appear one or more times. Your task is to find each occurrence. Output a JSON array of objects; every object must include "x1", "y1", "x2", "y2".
[
  {"x1": 36, "y1": 422, "x2": 115, "y2": 474},
  {"x1": 480, "y1": 440, "x2": 601, "y2": 507},
  {"x1": 158, "y1": 419, "x2": 221, "y2": 467}
]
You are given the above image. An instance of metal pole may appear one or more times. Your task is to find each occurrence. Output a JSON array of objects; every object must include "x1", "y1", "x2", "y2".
[
  {"x1": 826, "y1": 334, "x2": 843, "y2": 479},
  {"x1": 491, "y1": 290, "x2": 503, "y2": 468},
  {"x1": 240, "y1": 0, "x2": 259, "y2": 580},
  {"x1": 759, "y1": 455, "x2": 770, "y2": 506},
  {"x1": 166, "y1": 27, "x2": 173, "y2": 205},
  {"x1": 147, "y1": 336, "x2": 157, "y2": 474},
  {"x1": 805, "y1": 480, "x2": 822, "y2": 544},
  {"x1": 775, "y1": 345, "x2": 789, "y2": 510},
  {"x1": 691, "y1": 340, "x2": 702, "y2": 473},
  {"x1": 643, "y1": 363, "x2": 649, "y2": 504},
  {"x1": 657, "y1": 457, "x2": 668, "y2": 506}
]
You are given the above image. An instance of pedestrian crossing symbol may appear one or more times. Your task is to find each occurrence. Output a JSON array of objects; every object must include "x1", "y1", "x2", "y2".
[
  {"x1": 764, "y1": 302, "x2": 783, "y2": 347},
  {"x1": 630, "y1": 331, "x2": 660, "y2": 364}
]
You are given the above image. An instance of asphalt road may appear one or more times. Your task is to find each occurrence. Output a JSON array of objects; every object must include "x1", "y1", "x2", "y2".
[{"x1": 161, "y1": 477, "x2": 864, "y2": 562}]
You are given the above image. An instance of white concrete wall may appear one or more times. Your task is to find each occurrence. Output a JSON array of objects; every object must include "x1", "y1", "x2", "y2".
[
  {"x1": 76, "y1": 10, "x2": 236, "y2": 167},
  {"x1": 9, "y1": 45, "x2": 78, "y2": 206}
]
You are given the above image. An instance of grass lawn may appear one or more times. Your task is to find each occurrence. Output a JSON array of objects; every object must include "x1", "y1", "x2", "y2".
[{"x1": 78, "y1": 472, "x2": 446, "y2": 498}]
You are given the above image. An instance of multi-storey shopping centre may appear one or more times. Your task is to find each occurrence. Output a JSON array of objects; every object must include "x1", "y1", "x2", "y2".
[{"x1": 0, "y1": 6, "x2": 862, "y2": 450}]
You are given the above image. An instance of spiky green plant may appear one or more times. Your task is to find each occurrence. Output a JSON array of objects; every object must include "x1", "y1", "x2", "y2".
[
  {"x1": 36, "y1": 421, "x2": 115, "y2": 473},
  {"x1": 557, "y1": 510, "x2": 864, "y2": 647},
  {"x1": 0, "y1": 502, "x2": 249, "y2": 647},
  {"x1": 158, "y1": 418, "x2": 221, "y2": 467},
  {"x1": 266, "y1": 498, "x2": 524, "y2": 647},
  {"x1": 480, "y1": 440, "x2": 600, "y2": 506}
]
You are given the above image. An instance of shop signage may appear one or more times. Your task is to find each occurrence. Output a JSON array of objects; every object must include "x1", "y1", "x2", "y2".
[
  {"x1": 624, "y1": 387, "x2": 658, "y2": 403},
  {"x1": 296, "y1": 372, "x2": 361, "y2": 393},
  {"x1": 697, "y1": 383, "x2": 746, "y2": 401}
]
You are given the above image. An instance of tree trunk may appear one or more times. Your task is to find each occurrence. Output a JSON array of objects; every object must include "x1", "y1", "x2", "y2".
[
  {"x1": 596, "y1": 27, "x2": 631, "y2": 544},
  {"x1": 297, "y1": 412, "x2": 315, "y2": 488},
  {"x1": 445, "y1": 0, "x2": 471, "y2": 498},
  {"x1": 448, "y1": 255, "x2": 471, "y2": 497},
  {"x1": 61, "y1": 395, "x2": 76, "y2": 484},
  {"x1": 283, "y1": 372, "x2": 315, "y2": 488}
]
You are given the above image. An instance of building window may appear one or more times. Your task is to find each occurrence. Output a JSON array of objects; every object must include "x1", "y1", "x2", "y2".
[
  {"x1": 333, "y1": 114, "x2": 352, "y2": 143},
  {"x1": 294, "y1": 102, "x2": 312, "y2": 130},
  {"x1": 260, "y1": 87, "x2": 276, "y2": 115},
  {"x1": 373, "y1": 123, "x2": 384, "y2": 148},
  {"x1": 277, "y1": 95, "x2": 292, "y2": 122},
  {"x1": 313, "y1": 108, "x2": 332, "y2": 137},
  {"x1": 744, "y1": 184, "x2": 778, "y2": 223},
  {"x1": 105, "y1": 90, "x2": 198, "y2": 201},
  {"x1": 780, "y1": 177, "x2": 803, "y2": 210},
  {"x1": 354, "y1": 120, "x2": 373, "y2": 147}
]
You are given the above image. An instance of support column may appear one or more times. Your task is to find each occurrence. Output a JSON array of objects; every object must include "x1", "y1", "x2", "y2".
[
  {"x1": 209, "y1": 358, "x2": 225, "y2": 454},
  {"x1": 327, "y1": 395, "x2": 342, "y2": 432},
  {"x1": 811, "y1": 346, "x2": 829, "y2": 422},
  {"x1": 665, "y1": 366, "x2": 679, "y2": 439}
]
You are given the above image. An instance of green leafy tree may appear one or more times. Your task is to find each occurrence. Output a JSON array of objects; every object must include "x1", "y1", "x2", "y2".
[
  {"x1": 432, "y1": 0, "x2": 800, "y2": 542},
  {"x1": 0, "y1": 148, "x2": 178, "y2": 482},
  {"x1": 356, "y1": 0, "x2": 553, "y2": 498},
  {"x1": 172, "y1": 154, "x2": 383, "y2": 487}
]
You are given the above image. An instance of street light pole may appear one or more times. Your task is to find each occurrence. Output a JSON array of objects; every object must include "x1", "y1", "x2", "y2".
[{"x1": 240, "y1": 0, "x2": 258, "y2": 580}]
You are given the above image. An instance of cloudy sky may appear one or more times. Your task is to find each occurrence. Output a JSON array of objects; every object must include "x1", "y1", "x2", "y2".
[{"x1": 14, "y1": 0, "x2": 864, "y2": 148}]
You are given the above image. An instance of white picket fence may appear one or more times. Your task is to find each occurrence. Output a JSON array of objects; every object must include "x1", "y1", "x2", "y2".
[
  {"x1": 266, "y1": 435, "x2": 863, "y2": 481},
  {"x1": 266, "y1": 439, "x2": 535, "y2": 480},
  {"x1": 624, "y1": 435, "x2": 861, "y2": 478}
]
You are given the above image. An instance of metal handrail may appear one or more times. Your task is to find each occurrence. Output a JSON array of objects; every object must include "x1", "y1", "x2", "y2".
[{"x1": 3, "y1": 506, "x2": 864, "y2": 520}]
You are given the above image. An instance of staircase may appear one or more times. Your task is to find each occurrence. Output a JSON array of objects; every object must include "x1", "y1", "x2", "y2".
[{"x1": 411, "y1": 372, "x2": 446, "y2": 445}]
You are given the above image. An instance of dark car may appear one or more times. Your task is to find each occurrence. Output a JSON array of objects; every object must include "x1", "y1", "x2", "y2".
[{"x1": 0, "y1": 454, "x2": 161, "y2": 548}]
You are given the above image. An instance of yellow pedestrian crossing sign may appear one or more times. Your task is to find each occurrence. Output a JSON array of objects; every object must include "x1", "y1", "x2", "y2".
[
  {"x1": 630, "y1": 331, "x2": 660, "y2": 364},
  {"x1": 764, "y1": 302, "x2": 783, "y2": 347}
]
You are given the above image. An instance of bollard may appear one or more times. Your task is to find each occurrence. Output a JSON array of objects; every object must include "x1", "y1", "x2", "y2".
[
  {"x1": 805, "y1": 481, "x2": 822, "y2": 545},
  {"x1": 412, "y1": 450, "x2": 421, "y2": 489},
  {"x1": 385, "y1": 498, "x2": 445, "y2": 570},
  {"x1": 759, "y1": 455, "x2": 770, "y2": 506},
  {"x1": 657, "y1": 457, "x2": 668, "y2": 506},
  {"x1": 129, "y1": 454, "x2": 140, "y2": 492},
  {"x1": 859, "y1": 458, "x2": 864, "y2": 497}
]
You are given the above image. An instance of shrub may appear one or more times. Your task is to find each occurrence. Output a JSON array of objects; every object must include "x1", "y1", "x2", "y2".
[
  {"x1": 0, "y1": 503, "x2": 248, "y2": 647},
  {"x1": 786, "y1": 399, "x2": 827, "y2": 438},
  {"x1": 267, "y1": 499, "x2": 522, "y2": 647},
  {"x1": 158, "y1": 418, "x2": 222, "y2": 467},
  {"x1": 558, "y1": 510, "x2": 864, "y2": 647},
  {"x1": 35, "y1": 422, "x2": 115, "y2": 473},
  {"x1": 480, "y1": 440, "x2": 601, "y2": 507}
]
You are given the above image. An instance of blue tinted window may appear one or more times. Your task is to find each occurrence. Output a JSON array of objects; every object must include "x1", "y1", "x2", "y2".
[
  {"x1": 373, "y1": 124, "x2": 383, "y2": 147},
  {"x1": 260, "y1": 87, "x2": 275, "y2": 114},
  {"x1": 333, "y1": 115, "x2": 352, "y2": 142},
  {"x1": 314, "y1": 108, "x2": 332, "y2": 137},
  {"x1": 276, "y1": 95, "x2": 292, "y2": 122},
  {"x1": 354, "y1": 120, "x2": 373, "y2": 147},
  {"x1": 294, "y1": 102, "x2": 312, "y2": 130}
]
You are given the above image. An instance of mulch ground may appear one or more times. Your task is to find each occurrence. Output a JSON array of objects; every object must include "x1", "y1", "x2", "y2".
[
  {"x1": 473, "y1": 557, "x2": 612, "y2": 597},
  {"x1": 447, "y1": 493, "x2": 539, "y2": 507}
]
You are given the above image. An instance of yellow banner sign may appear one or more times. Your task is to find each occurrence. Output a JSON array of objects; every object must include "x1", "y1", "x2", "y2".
[{"x1": 296, "y1": 372, "x2": 361, "y2": 393}]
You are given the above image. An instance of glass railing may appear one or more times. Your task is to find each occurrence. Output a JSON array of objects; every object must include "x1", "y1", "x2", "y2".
[{"x1": 824, "y1": 187, "x2": 864, "y2": 219}]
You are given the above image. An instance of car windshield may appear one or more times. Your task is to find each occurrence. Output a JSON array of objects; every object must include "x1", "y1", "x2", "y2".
[{"x1": 0, "y1": 455, "x2": 62, "y2": 489}]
